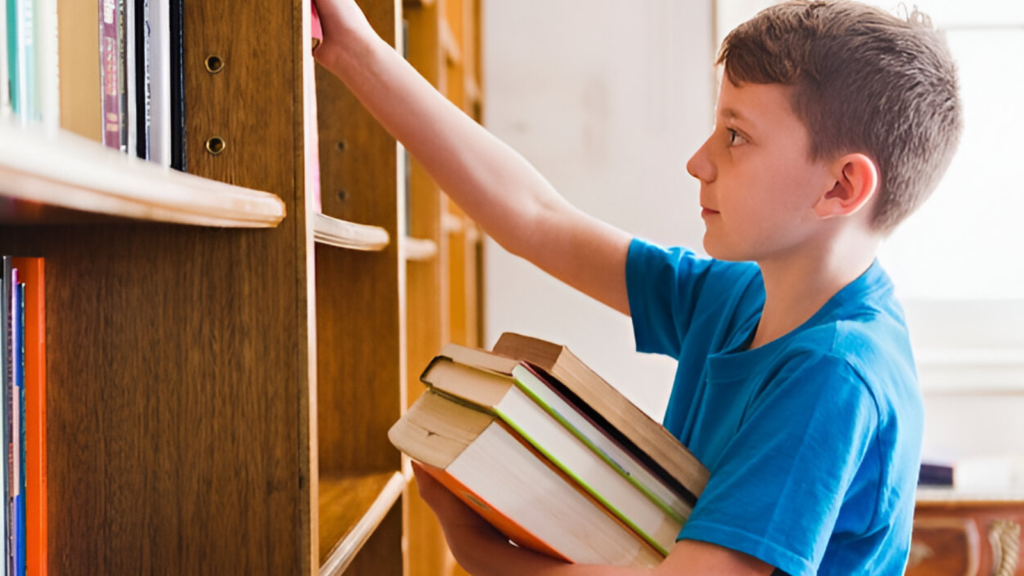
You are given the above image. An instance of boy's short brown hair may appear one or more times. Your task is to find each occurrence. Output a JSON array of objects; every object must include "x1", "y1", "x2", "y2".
[{"x1": 718, "y1": 0, "x2": 962, "y2": 232}]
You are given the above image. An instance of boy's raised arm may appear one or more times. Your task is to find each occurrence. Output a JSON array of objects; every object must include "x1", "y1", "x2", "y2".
[{"x1": 314, "y1": 0, "x2": 633, "y2": 316}]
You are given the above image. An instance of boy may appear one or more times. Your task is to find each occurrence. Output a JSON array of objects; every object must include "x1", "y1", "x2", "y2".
[{"x1": 314, "y1": 0, "x2": 962, "y2": 574}]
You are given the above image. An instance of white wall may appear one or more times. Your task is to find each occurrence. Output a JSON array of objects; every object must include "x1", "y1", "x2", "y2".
[{"x1": 481, "y1": 1, "x2": 715, "y2": 420}]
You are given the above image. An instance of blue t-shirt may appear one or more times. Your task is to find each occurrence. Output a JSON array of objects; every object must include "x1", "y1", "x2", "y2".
[{"x1": 626, "y1": 238, "x2": 923, "y2": 576}]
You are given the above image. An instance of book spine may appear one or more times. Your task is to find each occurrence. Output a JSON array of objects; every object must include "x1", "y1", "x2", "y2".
[
  {"x1": 12, "y1": 282, "x2": 21, "y2": 576},
  {"x1": 0, "y1": 256, "x2": 10, "y2": 576},
  {"x1": 148, "y1": 0, "x2": 170, "y2": 166},
  {"x1": 6, "y1": 0, "x2": 18, "y2": 117},
  {"x1": 33, "y1": 0, "x2": 58, "y2": 130},
  {"x1": 10, "y1": 259, "x2": 42, "y2": 576},
  {"x1": 13, "y1": 0, "x2": 31, "y2": 123},
  {"x1": 116, "y1": 0, "x2": 127, "y2": 151},
  {"x1": 125, "y1": 0, "x2": 135, "y2": 156},
  {"x1": 168, "y1": 0, "x2": 184, "y2": 171},
  {"x1": 99, "y1": 0, "x2": 121, "y2": 149},
  {"x1": 7, "y1": 271, "x2": 18, "y2": 576},
  {"x1": 136, "y1": 0, "x2": 150, "y2": 160},
  {"x1": 0, "y1": 0, "x2": 9, "y2": 116}
]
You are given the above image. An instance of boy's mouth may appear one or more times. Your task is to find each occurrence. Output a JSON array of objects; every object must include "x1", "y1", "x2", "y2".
[{"x1": 701, "y1": 207, "x2": 720, "y2": 217}]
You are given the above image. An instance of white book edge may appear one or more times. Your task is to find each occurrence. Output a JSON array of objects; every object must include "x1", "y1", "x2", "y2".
[
  {"x1": 34, "y1": 0, "x2": 58, "y2": 130},
  {"x1": 149, "y1": 0, "x2": 169, "y2": 166}
]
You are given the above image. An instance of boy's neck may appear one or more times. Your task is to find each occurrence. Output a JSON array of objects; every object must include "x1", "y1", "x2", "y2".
[{"x1": 749, "y1": 230, "x2": 881, "y2": 350}]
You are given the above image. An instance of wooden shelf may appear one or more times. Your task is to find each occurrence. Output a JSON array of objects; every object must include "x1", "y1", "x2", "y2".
[
  {"x1": 313, "y1": 212, "x2": 391, "y2": 251},
  {"x1": 319, "y1": 471, "x2": 408, "y2": 576},
  {"x1": 404, "y1": 237, "x2": 439, "y2": 262},
  {"x1": 0, "y1": 120, "x2": 286, "y2": 227},
  {"x1": 403, "y1": 0, "x2": 437, "y2": 6}
]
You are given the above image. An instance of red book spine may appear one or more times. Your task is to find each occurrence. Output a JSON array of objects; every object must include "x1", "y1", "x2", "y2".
[
  {"x1": 12, "y1": 258, "x2": 44, "y2": 576},
  {"x1": 100, "y1": 0, "x2": 122, "y2": 149}
]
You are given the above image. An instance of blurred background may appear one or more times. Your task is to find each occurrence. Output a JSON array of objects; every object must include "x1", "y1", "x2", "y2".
[{"x1": 481, "y1": 0, "x2": 1024, "y2": 485}]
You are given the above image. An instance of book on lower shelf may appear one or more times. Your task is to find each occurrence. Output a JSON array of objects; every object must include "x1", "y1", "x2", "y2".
[
  {"x1": 0, "y1": 256, "x2": 46, "y2": 576},
  {"x1": 389, "y1": 334, "x2": 708, "y2": 567}
]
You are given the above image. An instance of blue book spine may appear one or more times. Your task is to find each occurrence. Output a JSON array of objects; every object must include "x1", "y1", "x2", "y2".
[
  {"x1": 7, "y1": 271, "x2": 17, "y2": 576},
  {"x1": 14, "y1": 283, "x2": 22, "y2": 576}
]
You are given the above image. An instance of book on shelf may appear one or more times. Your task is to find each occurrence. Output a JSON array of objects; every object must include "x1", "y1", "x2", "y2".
[
  {"x1": 0, "y1": 257, "x2": 45, "y2": 576},
  {"x1": 391, "y1": 334, "x2": 709, "y2": 566},
  {"x1": 919, "y1": 457, "x2": 1024, "y2": 491}
]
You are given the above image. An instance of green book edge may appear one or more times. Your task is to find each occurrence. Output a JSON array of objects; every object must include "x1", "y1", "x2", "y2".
[{"x1": 510, "y1": 372, "x2": 688, "y2": 524}]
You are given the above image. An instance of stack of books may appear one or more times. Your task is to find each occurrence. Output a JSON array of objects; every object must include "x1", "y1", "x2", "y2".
[{"x1": 389, "y1": 333, "x2": 708, "y2": 567}]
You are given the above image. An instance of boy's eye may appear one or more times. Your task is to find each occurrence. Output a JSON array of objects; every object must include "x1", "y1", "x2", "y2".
[{"x1": 728, "y1": 129, "x2": 748, "y2": 146}]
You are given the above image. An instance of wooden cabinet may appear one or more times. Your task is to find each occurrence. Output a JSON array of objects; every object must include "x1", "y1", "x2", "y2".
[
  {"x1": 0, "y1": 0, "x2": 483, "y2": 573},
  {"x1": 909, "y1": 492, "x2": 1024, "y2": 576}
]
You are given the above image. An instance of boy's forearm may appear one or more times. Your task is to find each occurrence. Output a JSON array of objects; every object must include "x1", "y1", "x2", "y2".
[{"x1": 315, "y1": 29, "x2": 574, "y2": 260}]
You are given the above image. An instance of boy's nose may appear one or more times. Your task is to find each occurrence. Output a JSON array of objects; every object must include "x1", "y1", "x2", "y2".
[{"x1": 686, "y1": 138, "x2": 716, "y2": 184}]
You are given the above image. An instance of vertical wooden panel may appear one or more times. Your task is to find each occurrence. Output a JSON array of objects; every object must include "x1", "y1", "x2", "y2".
[
  {"x1": 314, "y1": 0, "x2": 403, "y2": 478},
  {"x1": 342, "y1": 501, "x2": 404, "y2": 576}
]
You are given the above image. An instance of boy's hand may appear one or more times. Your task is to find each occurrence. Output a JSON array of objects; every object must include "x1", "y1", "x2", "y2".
[{"x1": 313, "y1": 0, "x2": 376, "y2": 62}]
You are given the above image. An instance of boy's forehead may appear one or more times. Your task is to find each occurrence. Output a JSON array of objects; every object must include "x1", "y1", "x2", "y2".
[{"x1": 715, "y1": 78, "x2": 797, "y2": 128}]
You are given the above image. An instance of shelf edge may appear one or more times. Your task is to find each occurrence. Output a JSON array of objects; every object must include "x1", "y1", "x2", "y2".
[
  {"x1": 319, "y1": 471, "x2": 407, "y2": 576},
  {"x1": 313, "y1": 212, "x2": 391, "y2": 251}
]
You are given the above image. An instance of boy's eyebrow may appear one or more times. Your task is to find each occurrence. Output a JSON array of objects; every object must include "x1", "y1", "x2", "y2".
[{"x1": 720, "y1": 107, "x2": 754, "y2": 127}]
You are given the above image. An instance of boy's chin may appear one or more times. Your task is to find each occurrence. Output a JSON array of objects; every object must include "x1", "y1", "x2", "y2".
[{"x1": 703, "y1": 236, "x2": 747, "y2": 262}]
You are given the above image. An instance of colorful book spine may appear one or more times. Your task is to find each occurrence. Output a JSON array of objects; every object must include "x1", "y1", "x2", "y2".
[
  {"x1": 1, "y1": 0, "x2": 9, "y2": 116},
  {"x1": 99, "y1": 0, "x2": 121, "y2": 149},
  {"x1": 1, "y1": 256, "x2": 10, "y2": 576},
  {"x1": 10, "y1": 259, "x2": 43, "y2": 576},
  {"x1": 8, "y1": 270, "x2": 20, "y2": 576},
  {"x1": 13, "y1": 281, "x2": 23, "y2": 576}
]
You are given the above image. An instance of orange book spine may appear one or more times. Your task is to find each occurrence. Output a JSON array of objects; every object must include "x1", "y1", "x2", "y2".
[
  {"x1": 418, "y1": 462, "x2": 572, "y2": 563},
  {"x1": 13, "y1": 258, "x2": 46, "y2": 576}
]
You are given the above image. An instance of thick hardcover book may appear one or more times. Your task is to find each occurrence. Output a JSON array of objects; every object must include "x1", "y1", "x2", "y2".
[
  {"x1": 390, "y1": 391, "x2": 663, "y2": 567},
  {"x1": 493, "y1": 333, "x2": 709, "y2": 503},
  {"x1": 99, "y1": 0, "x2": 122, "y2": 149},
  {"x1": 10, "y1": 259, "x2": 42, "y2": 576},
  {"x1": 422, "y1": 355, "x2": 686, "y2": 554},
  {"x1": 168, "y1": 0, "x2": 184, "y2": 170}
]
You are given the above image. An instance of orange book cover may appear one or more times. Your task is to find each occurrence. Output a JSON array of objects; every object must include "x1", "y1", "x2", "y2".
[
  {"x1": 418, "y1": 463, "x2": 571, "y2": 562},
  {"x1": 13, "y1": 258, "x2": 46, "y2": 576}
]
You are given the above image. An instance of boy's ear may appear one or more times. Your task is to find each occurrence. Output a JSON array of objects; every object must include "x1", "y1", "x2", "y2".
[{"x1": 814, "y1": 153, "x2": 879, "y2": 220}]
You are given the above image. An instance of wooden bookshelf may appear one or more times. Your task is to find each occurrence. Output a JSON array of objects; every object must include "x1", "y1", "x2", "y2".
[
  {"x1": 0, "y1": 120, "x2": 286, "y2": 227},
  {"x1": 0, "y1": 0, "x2": 483, "y2": 574}
]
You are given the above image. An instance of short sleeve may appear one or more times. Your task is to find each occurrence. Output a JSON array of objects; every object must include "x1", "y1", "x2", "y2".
[
  {"x1": 625, "y1": 237, "x2": 758, "y2": 358},
  {"x1": 677, "y1": 353, "x2": 880, "y2": 576}
]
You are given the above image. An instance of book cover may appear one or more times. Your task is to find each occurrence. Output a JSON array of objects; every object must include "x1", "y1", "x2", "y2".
[
  {"x1": 168, "y1": 0, "x2": 184, "y2": 170},
  {"x1": 10, "y1": 259, "x2": 42, "y2": 576},
  {"x1": 99, "y1": 0, "x2": 121, "y2": 149},
  {"x1": 493, "y1": 332, "x2": 708, "y2": 502}
]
